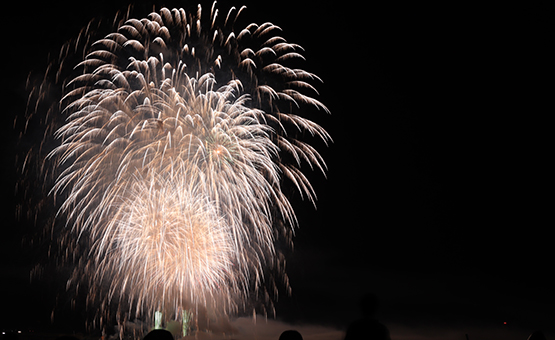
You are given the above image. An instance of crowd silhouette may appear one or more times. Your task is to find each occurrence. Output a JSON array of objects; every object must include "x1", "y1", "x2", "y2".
[
  {"x1": 6, "y1": 294, "x2": 543, "y2": 340},
  {"x1": 135, "y1": 322, "x2": 549, "y2": 340}
]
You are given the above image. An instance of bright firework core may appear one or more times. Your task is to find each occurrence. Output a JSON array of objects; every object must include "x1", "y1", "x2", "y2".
[{"x1": 24, "y1": 1, "x2": 330, "y2": 334}]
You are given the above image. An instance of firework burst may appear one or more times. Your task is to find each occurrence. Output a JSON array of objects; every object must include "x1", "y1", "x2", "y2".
[{"x1": 21, "y1": 1, "x2": 330, "y2": 333}]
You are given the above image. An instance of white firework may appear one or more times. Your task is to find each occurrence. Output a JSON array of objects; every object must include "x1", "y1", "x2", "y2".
[{"x1": 22, "y1": 1, "x2": 330, "y2": 333}]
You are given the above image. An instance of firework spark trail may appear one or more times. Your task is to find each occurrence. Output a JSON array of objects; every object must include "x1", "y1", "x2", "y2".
[{"x1": 22, "y1": 1, "x2": 330, "y2": 332}]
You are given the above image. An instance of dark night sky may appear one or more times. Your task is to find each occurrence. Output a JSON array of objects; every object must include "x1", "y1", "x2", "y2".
[{"x1": 2, "y1": 1, "x2": 553, "y2": 339}]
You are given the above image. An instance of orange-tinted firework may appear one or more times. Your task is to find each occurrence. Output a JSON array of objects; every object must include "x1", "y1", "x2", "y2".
[{"x1": 21, "y1": 1, "x2": 330, "y2": 335}]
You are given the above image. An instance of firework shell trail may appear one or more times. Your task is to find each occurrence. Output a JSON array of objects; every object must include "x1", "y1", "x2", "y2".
[{"x1": 20, "y1": 1, "x2": 331, "y2": 331}]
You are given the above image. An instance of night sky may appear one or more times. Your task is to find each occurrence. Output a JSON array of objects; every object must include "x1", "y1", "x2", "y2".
[{"x1": 2, "y1": 1, "x2": 553, "y2": 339}]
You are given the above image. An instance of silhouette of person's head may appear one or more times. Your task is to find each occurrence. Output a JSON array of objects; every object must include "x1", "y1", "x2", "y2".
[
  {"x1": 360, "y1": 292, "x2": 379, "y2": 318},
  {"x1": 143, "y1": 329, "x2": 174, "y2": 340},
  {"x1": 345, "y1": 293, "x2": 390, "y2": 340},
  {"x1": 279, "y1": 329, "x2": 303, "y2": 340},
  {"x1": 528, "y1": 331, "x2": 547, "y2": 340}
]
